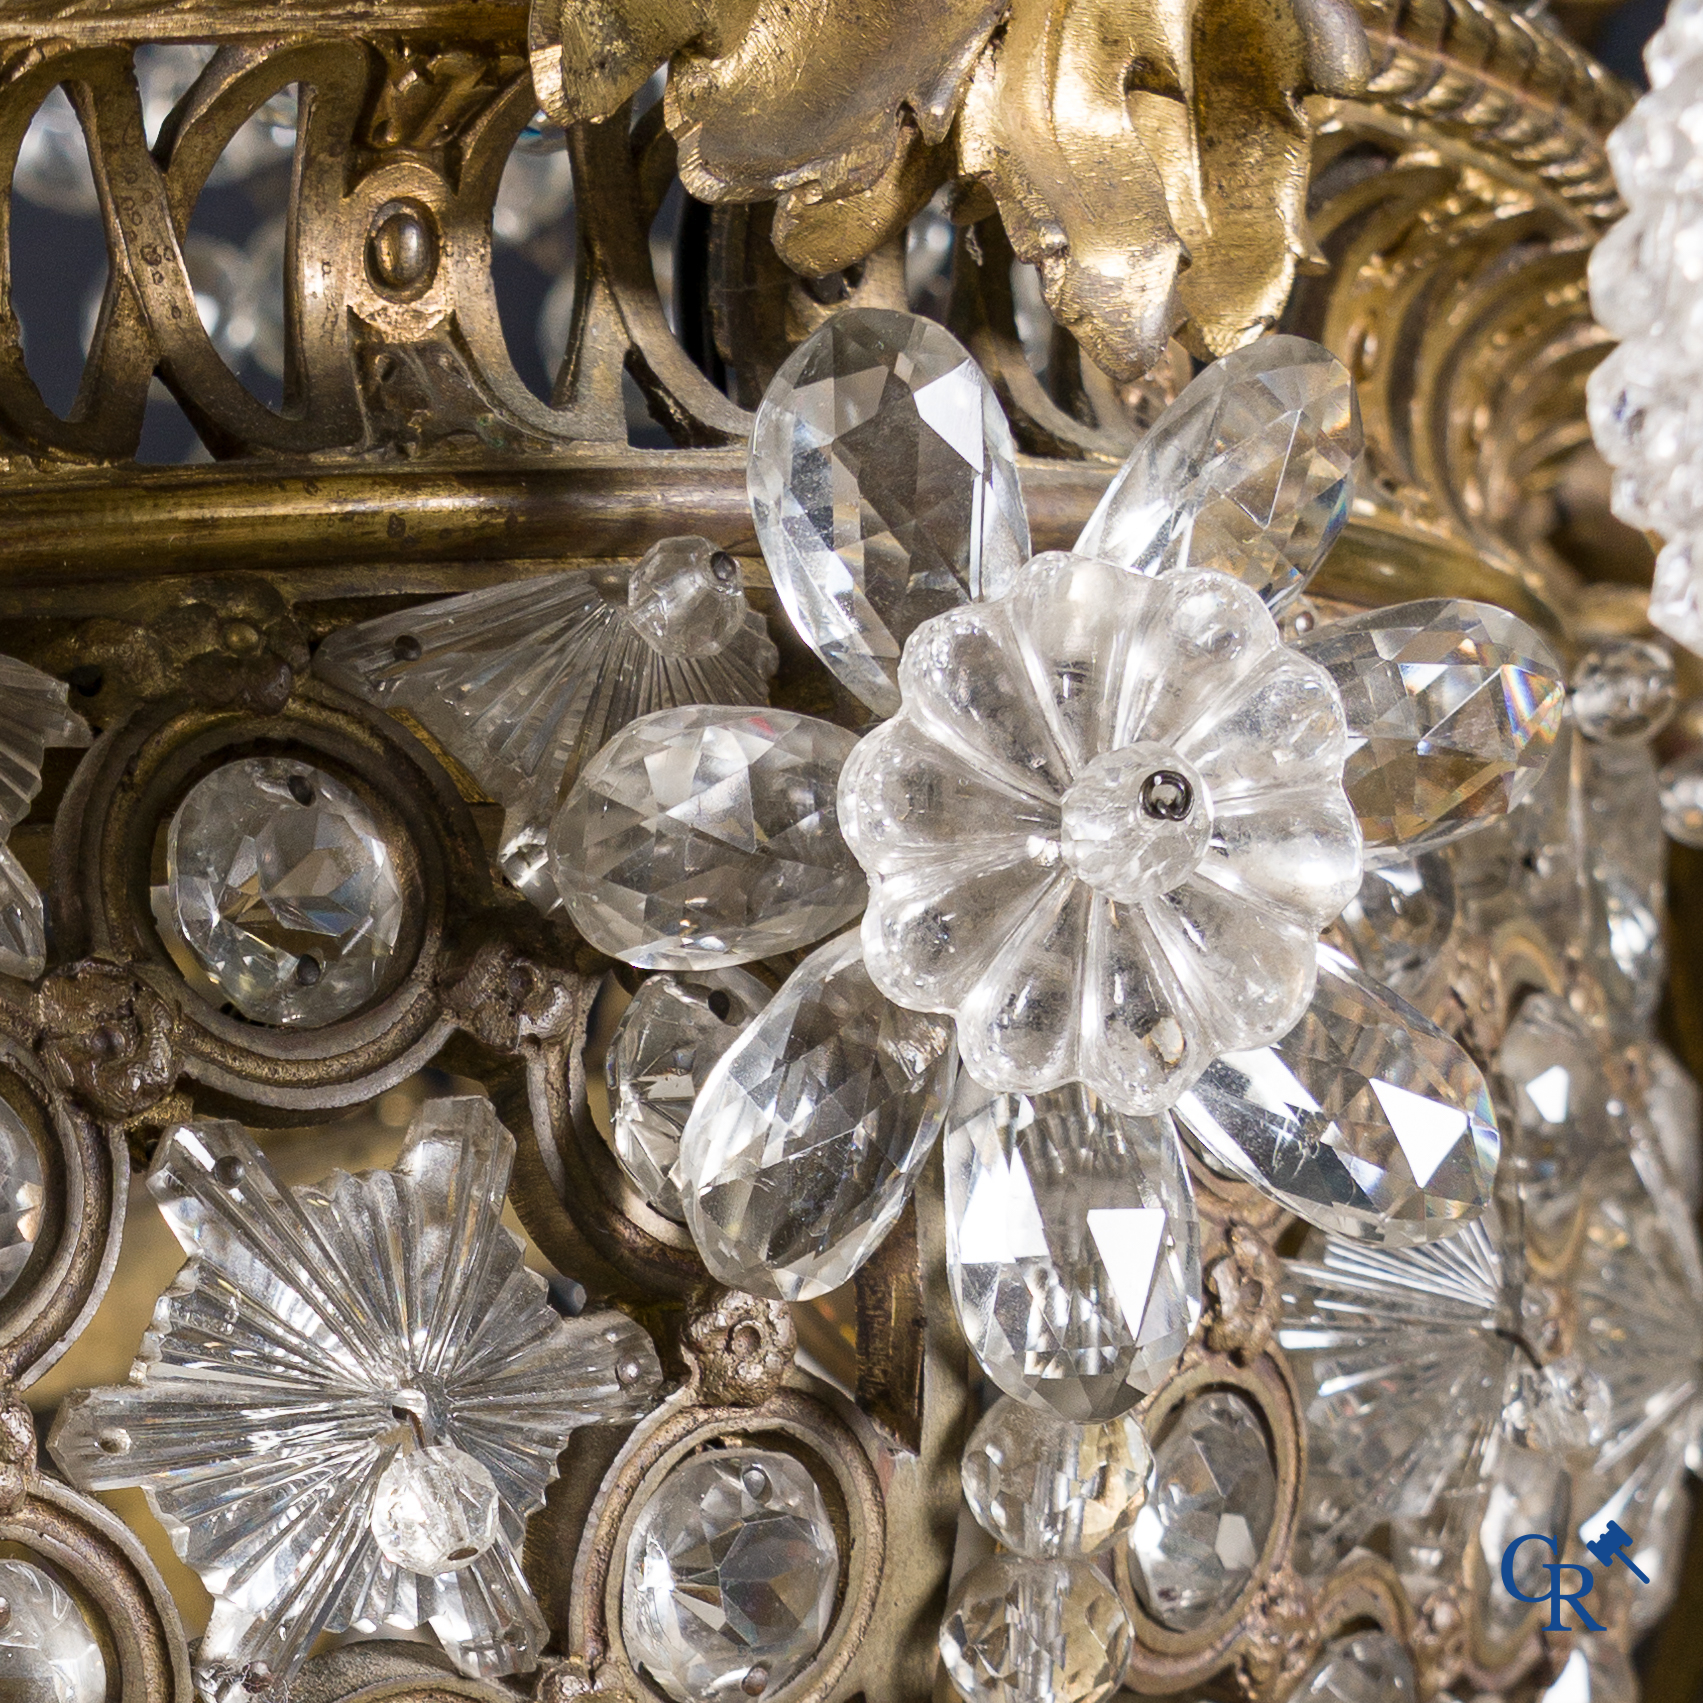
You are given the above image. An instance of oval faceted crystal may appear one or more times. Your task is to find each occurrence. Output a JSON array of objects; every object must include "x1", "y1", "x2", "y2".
[
  {"x1": 1174, "y1": 945, "x2": 1499, "y2": 1246},
  {"x1": 679, "y1": 932, "x2": 957, "y2": 1300},
  {"x1": 1075, "y1": 337, "x2": 1361, "y2": 613},
  {"x1": 1294, "y1": 599, "x2": 1565, "y2": 861},
  {"x1": 944, "y1": 1077, "x2": 1201, "y2": 1420},
  {"x1": 748, "y1": 308, "x2": 1030, "y2": 717},
  {"x1": 962, "y1": 1398, "x2": 1152, "y2": 1559},
  {"x1": 938, "y1": 1556, "x2": 1132, "y2": 1703},
  {"x1": 550, "y1": 706, "x2": 866, "y2": 968}
]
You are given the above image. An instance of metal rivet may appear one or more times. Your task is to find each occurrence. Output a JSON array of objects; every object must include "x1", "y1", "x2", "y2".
[{"x1": 1140, "y1": 770, "x2": 1193, "y2": 822}]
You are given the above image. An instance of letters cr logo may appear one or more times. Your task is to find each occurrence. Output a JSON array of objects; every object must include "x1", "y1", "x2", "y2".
[{"x1": 1500, "y1": 1534, "x2": 1606, "y2": 1632}]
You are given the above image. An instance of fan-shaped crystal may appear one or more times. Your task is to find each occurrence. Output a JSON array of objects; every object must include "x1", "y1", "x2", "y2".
[
  {"x1": 1075, "y1": 337, "x2": 1361, "y2": 613},
  {"x1": 165, "y1": 757, "x2": 406, "y2": 1027},
  {"x1": 1175, "y1": 945, "x2": 1499, "y2": 1245},
  {"x1": 313, "y1": 544, "x2": 778, "y2": 909},
  {"x1": 938, "y1": 1557, "x2": 1132, "y2": 1703},
  {"x1": 1293, "y1": 1632, "x2": 1416, "y2": 1701},
  {"x1": 1277, "y1": 1212, "x2": 1520, "y2": 1574},
  {"x1": 679, "y1": 931, "x2": 956, "y2": 1300},
  {"x1": 551, "y1": 706, "x2": 865, "y2": 969},
  {"x1": 606, "y1": 969, "x2": 769, "y2": 1220},
  {"x1": 622, "y1": 1450, "x2": 838, "y2": 1703},
  {"x1": 961, "y1": 1398, "x2": 1152, "y2": 1559},
  {"x1": 944, "y1": 1076, "x2": 1201, "y2": 1420},
  {"x1": 1295, "y1": 599, "x2": 1565, "y2": 861},
  {"x1": 0, "y1": 1559, "x2": 106, "y2": 1703},
  {"x1": 748, "y1": 308, "x2": 1030, "y2": 717},
  {"x1": 48, "y1": 1097, "x2": 663, "y2": 1696},
  {"x1": 1129, "y1": 1390, "x2": 1277, "y2": 1630},
  {"x1": 0, "y1": 655, "x2": 90, "y2": 980}
]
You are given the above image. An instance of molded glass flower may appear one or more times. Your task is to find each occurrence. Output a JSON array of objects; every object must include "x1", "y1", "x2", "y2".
[
  {"x1": 838, "y1": 553, "x2": 1362, "y2": 1114},
  {"x1": 47, "y1": 1097, "x2": 663, "y2": 1699}
]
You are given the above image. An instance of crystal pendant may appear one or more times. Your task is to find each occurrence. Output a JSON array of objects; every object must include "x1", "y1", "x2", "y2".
[
  {"x1": 1641, "y1": 1039, "x2": 1702, "y2": 1208},
  {"x1": 49, "y1": 1096, "x2": 663, "y2": 1694},
  {"x1": 678, "y1": 931, "x2": 956, "y2": 1300},
  {"x1": 1075, "y1": 336, "x2": 1361, "y2": 614},
  {"x1": 0, "y1": 1096, "x2": 43, "y2": 1301},
  {"x1": 1476, "y1": 1443, "x2": 1571, "y2": 1642},
  {"x1": 938, "y1": 1556, "x2": 1132, "y2": 1703},
  {"x1": 606, "y1": 969, "x2": 769, "y2": 1220},
  {"x1": 1538, "y1": 1641, "x2": 1638, "y2": 1703},
  {"x1": 748, "y1": 308, "x2": 1030, "y2": 719},
  {"x1": 1294, "y1": 599, "x2": 1565, "y2": 860},
  {"x1": 371, "y1": 1443, "x2": 501, "y2": 1575},
  {"x1": 943, "y1": 1076, "x2": 1201, "y2": 1420},
  {"x1": 1659, "y1": 746, "x2": 1703, "y2": 845},
  {"x1": 0, "y1": 1559, "x2": 107, "y2": 1703},
  {"x1": 1570, "y1": 637, "x2": 1676, "y2": 742},
  {"x1": 1292, "y1": 1632, "x2": 1416, "y2": 1700},
  {"x1": 1649, "y1": 540, "x2": 1703, "y2": 658},
  {"x1": 1128, "y1": 1389, "x2": 1277, "y2": 1630},
  {"x1": 0, "y1": 655, "x2": 91, "y2": 981},
  {"x1": 622, "y1": 1449, "x2": 838, "y2": 1703},
  {"x1": 314, "y1": 541, "x2": 779, "y2": 910},
  {"x1": 1277, "y1": 1211, "x2": 1520, "y2": 1574},
  {"x1": 1175, "y1": 946, "x2": 1499, "y2": 1246},
  {"x1": 1579, "y1": 738, "x2": 1667, "y2": 1031},
  {"x1": 1326, "y1": 854, "x2": 1454, "y2": 999},
  {"x1": 550, "y1": 706, "x2": 866, "y2": 969},
  {"x1": 961, "y1": 1398, "x2": 1152, "y2": 1559},
  {"x1": 163, "y1": 757, "x2": 407, "y2": 1027}
]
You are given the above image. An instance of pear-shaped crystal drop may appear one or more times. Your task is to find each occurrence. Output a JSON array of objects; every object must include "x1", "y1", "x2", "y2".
[
  {"x1": 1175, "y1": 945, "x2": 1499, "y2": 1246},
  {"x1": 748, "y1": 307, "x2": 1031, "y2": 718},
  {"x1": 679, "y1": 931, "x2": 957, "y2": 1301},
  {"x1": 1075, "y1": 337, "x2": 1361, "y2": 614},
  {"x1": 944, "y1": 1077, "x2": 1200, "y2": 1421},
  {"x1": 550, "y1": 706, "x2": 866, "y2": 969},
  {"x1": 1294, "y1": 598, "x2": 1566, "y2": 861}
]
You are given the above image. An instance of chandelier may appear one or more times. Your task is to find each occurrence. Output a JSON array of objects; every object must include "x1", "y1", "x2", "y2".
[{"x1": 0, "y1": 0, "x2": 1692, "y2": 1701}]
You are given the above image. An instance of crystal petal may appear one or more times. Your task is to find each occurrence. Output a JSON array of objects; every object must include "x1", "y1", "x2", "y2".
[
  {"x1": 1295, "y1": 599, "x2": 1566, "y2": 861},
  {"x1": 748, "y1": 308, "x2": 1030, "y2": 717},
  {"x1": 313, "y1": 545, "x2": 778, "y2": 910},
  {"x1": 944, "y1": 1076, "x2": 1201, "y2": 1420},
  {"x1": 606, "y1": 969, "x2": 769, "y2": 1222},
  {"x1": 549, "y1": 706, "x2": 866, "y2": 969},
  {"x1": 48, "y1": 1097, "x2": 662, "y2": 1695},
  {"x1": 1177, "y1": 945, "x2": 1499, "y2": 1245},
  {"x1": 678, "y1": 931, "x2": 957, "y2": 1301},
  {"x1": 1203, "y1": 788, "x2": 1365, "y2": 928},
  {"x1": 961, "y1": 1398, "x2": 1152, "y2": 1559},
  {"x1": 938, "y1": 1557, "x2": 1132, "y2": 1703},
  {"x1": 1277, "y1": 1211, "x2": 1519, "y2": 1574},
  {"x1": 1129, "y1": 1389, "x2": 1277, "y2": 1629},
  {"x1": 0, "y1": 1559, "x2": 107, "y2": 1703},
  {"x1": 1075, "y1": 337, "x2": 1361, "y2": 613}
]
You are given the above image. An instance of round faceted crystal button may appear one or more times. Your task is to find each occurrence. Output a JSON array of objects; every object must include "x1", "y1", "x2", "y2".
[
  {"x1": 627, "y1": 537, "x2": 750, "y2": 659},
  {"x1": 623, "y1": 1449, "x2": 838, "y2": 1702},
  {"x1": 1570, "y1": 637, "x2": 1676, "y2": 743},
  {"x1": 1129, "y1": 1391, "x2": 1276, "y2": 1629},
  {"x1": 165, "y1": 757, "x2": 406, "y2": 1026},
  {"x1": 370, "y1": 1442, "x2": 499, "y2": 1575},
  {"x1": 938, "y1": 1556, "x2": 1131, "y2": 1703},
  {"x1": 0, "y1": 1558, "x2": 107, "y2": 1703},
  {"x1": 1059, "y1": 744, "x2": 1210, "y2": 903},
  {"x1": 961, "y1": 1398, "x2": 1151, "y2": 1559}
]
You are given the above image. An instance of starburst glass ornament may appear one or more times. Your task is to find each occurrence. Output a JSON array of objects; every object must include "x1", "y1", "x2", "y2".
[
  {"x1": 1075, "y1": 336, "x2": 1362, "y2": 614},
  {"x1": 0, "y1": 655, "x2": 90, "y2": 981},
  {"x1": 839, "y1": 553, "x2": 1362, "y2": 1115},
  {"x1": 314, "y1": 539, "x2": 779, "y2": 908},
  {"x1": 48, "y1": 1097, "x2": 663, "y2": 1697}
]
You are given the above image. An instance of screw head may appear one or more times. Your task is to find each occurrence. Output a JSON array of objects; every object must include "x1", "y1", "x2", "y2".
[{"x1": 1139, "y1": 769, "x2": 1193, "y2": 822}]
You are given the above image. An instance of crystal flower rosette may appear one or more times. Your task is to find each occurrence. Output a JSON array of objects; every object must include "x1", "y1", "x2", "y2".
[
  {"x1": 47, "y1": 1098, "x2": 663, "y2": 1697},
  {"x1": 838, "y1": 552, "x2": 1364, "y2": 1114}
]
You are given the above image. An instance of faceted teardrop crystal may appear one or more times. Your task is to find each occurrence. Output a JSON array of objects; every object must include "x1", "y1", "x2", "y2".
[
  {"x1": 961, "y1": 1398, "x2": 1152, "y2": 1559},
  {"x1": 1294, "y1": 599, "x2": 1566, "y2": 860},
  {"x1": 748, "y1": 308, "x2": 1031, "y2": 717},
  {"x1": 1075, "y1": 337, "x2": 1361, "y2": 613},
  {"x1": 678, "y1": 931, "x2": 957, "y2": 1301},
  {"x1": 944, "y1": 1076, "x2": 1201, "y2": 1420},
  {"x1": 938, "y1": 1556, "x2": 1132, "y2": 1703},
  {"x1": 606, "y1": 969, "x2": 769, "y2": 1220},
  {"x1": 550, "y1": 706, "x2": 866, "y2": 969},
  {"x1": 1174, "y1": 945, "x2": 1499, "y2": 1246}
]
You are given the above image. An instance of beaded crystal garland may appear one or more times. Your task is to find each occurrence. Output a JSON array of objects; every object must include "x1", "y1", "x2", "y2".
[{"x1": 4, "y1": 305, "x2": 1695, "y2": 1703}]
